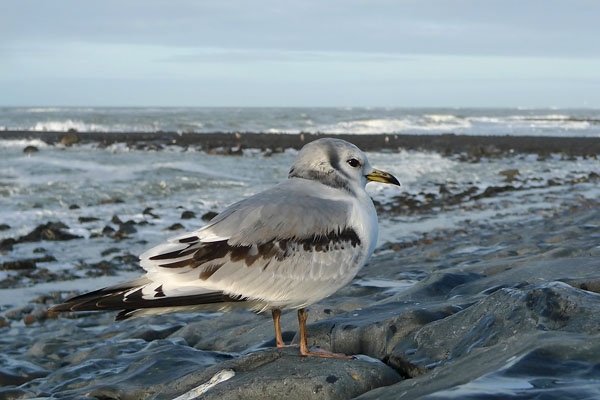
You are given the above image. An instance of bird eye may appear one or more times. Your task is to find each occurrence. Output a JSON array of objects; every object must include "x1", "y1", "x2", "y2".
[{"x1": 347, "y1": 158, "x2": 361, "y2": 168}]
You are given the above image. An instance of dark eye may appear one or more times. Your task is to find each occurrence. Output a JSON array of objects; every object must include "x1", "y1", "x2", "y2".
[{"x1": 347, "y1": 158, "x2": 361, "y2": 168}]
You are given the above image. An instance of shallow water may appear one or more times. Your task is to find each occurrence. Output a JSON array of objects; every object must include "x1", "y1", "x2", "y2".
[{"x1": 1, "y1": 140, "x2": 599, "y2": 311}]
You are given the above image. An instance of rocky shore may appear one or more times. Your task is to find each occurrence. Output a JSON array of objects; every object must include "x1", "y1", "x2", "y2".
[
  {"x1": 1, "y1": 132, "x2": 599, "y2": 399},
  {"x1": 1, "y1": 196, "x2": 600, "y2": 398}
]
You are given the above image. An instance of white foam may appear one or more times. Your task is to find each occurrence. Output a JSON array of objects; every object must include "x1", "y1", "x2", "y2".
[
  {"x1": 466, "y1": 114, "x2": 591, "y2": 133},
  {"x1": 25, "y1": 108, "x2": 63, "y2": 113},
  {"x1": 31, "y1": 120, "x2": 105, "y2": 132},
  {"x1": 315, "y1": 116, "x2": 472, "y2": 134},
  {"x1": 509, "y1": 114, "x2": 570, "y2": 121},
  {"x1": 28, "y1": 120, "x2": 163, "y2": 133},
  {"x1": 0, "y1": 139, "x2": 50, "y2": 149}
]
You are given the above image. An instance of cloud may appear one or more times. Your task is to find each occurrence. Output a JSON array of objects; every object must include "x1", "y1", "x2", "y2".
[
  {"x1": 160, "y1": 48, "x2": 417, "y2": 64},
  {"x1": 2, "y1": 0, "x2": 600, "y2": 58},
  {"x1": 2, "y1": 0, "x2": 599, "y2": 107}
]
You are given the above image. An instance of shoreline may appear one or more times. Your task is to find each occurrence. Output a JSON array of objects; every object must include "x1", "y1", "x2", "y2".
[
  {"x1": 2, "y1": 199, "x2": 599, "y2": 398},
  {"x1": 2, "y1": 131, "x2": 600, "y2": 156}
]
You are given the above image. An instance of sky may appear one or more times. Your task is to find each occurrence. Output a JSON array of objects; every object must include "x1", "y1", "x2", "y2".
[{"x1": 2, "y1": 0, "x2": 600, "y2": 108}]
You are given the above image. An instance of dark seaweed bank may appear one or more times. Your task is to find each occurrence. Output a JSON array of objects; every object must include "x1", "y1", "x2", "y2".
[{"x1": 2, "y1": 130, "x2": 600, "y2": 158}]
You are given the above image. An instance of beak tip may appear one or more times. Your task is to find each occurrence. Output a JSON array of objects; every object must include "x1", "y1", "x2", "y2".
[{"x1": 366, "y1": 169, "x2": 401, "y2": 186}]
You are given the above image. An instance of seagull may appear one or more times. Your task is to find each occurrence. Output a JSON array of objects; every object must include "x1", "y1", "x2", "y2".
[{"x1": 50, "y1": 138, "x2": 400, "y2": 358}]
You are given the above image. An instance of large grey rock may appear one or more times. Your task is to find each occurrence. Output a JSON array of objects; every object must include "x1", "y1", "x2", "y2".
[
  {"x1": 152, "y1": 347, "x2": 401, "y2": 400},
  {"x1": 26, "y1": 338, "x2": 231, "y2": 399},
  {"x1": 356, "y1": 281, "x2": 600, "y2": 399}
]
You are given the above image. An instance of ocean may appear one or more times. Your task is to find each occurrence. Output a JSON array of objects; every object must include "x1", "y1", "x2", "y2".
[{"x1": 1, "y1": 107, "x2": 600, "y2": 137}]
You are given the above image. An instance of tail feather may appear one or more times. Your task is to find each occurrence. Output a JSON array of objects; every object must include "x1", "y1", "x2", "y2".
[
  {"x1": 49, "y1": 277, "x2": 150, "y2": 312},
  {"x1": 49, "y1": 277, "x2": 248, "y2": 318}
]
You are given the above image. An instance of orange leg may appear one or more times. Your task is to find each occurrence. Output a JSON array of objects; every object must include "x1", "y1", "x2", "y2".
[
  {"x1": 297, "y1": 308, "x2": 353, "y2": 359},
  {"x1": 272, "y1": 309, "x2": 285, "y2": 348}
]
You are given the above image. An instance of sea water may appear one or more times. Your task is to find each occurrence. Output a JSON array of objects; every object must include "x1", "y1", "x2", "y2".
[
  {"x1": 1, "y1": 107, "x2": 600, "y2": 136},
  {"x1": 0, "y1": 107, "x2": 599, "y2": 309}
]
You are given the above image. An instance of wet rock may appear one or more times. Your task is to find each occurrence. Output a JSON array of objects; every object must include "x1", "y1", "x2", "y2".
[
  {"x1": 60, "y1": 131, "x2": 79, "y2": 146},
  {"x1": 302, "y1": 302, "x2": 461, "y2": 364},
  {"x1": 0, "y1": 223, "x2": 10, "y2": 231},
  {"x1": 561, "y1": 278, "x2": 600, "y2": 294},
  {"x1": 181, "y1": 210, "x2": 196, "y2": 220},
  {"x1": 499, "y1": 168, "x2": 520, "y2": 182},
  {"x1": 471, "y1": 185, "x2": 516, "y2": 200},
  {"x1": 0, "y1": 387, "x2": 38, "y2": 399},
  {"x1": 23, "y1": 145, "x2": 39, "y2": 154},
  {"x1": 4, "y1": 306, "x2": 34, "y2": 321},
  {"x1": 100, "y1": 198, "x2": 125, "y2": 205},
  {"x1": 0, "y1": 260, "x2": 37, "y2": 271},
  {"x1": 0, "y1": 238, "x2": 16, "y2": 252},
  {"x1": 77, "y1": 260, "x2": 121, "y2": 277},
  {"x1": 405, "y1": 271, "x2": 484, "y2": 300},
  {"x1": 154, "y1": 348, "x2": 401, "y2": 400},
  {"x1": 166, "y1": 223, "x2": 185, "y2": 231},
  {"x1": 78, "y1": 216, "x2": 100, "y2": 223},
  {"x1": 110, "y1": 253, "x2": 141, "y2": 268},
  {"x1": 100, "y1": 247, "x2": 121, "y2": 257},
  {"x1": 104, "y1": 216, "x2": 139, "y2": 240},
  {"x1": 359, "y1": 282, "x2": 600, "y2": 399},
  {"x1": 143, "y1": 207, "x2": 160, "y2": 219},
  {"x1": 114, "y1": 223, "x2": 138, "y2": 240},
  {"x1": 202, "y1": 211, "x2": 219, "y2": 221},
  {"x1": 18, "y1": 222, "x2": 82, "y2": 242},
  {"x1": 0, "y1": 355, "x2": 49, "y2": 387},
  {"x1": 119, "y1": 324, "x2": 185, "y2": 342},
  {"x1": 23, "y1": 314, "x2": 38, "y2": 325},
  {"x1": 30, "y1": 338, "x2": 232, "y2": 399},
  {"x1": 1, "y1": 266, "x2": 76, "y2": 289},
  {"x1": 0, "y1": 255, "x2": 56, "y2": 271},
  {"x1": 102, "y1": 225, "x2": 116, "y2": 236},
  {"x1": 383, "y1": 353, "x2": 428, "y2": 379},
  {"x1": 170, "y1": 309, "x2": 281, "y2": 352}
]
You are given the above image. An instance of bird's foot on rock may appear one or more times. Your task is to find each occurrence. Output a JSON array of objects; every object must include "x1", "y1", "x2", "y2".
[{"x1": 300, "y1": 347, "x2": 354, "y2": 359}]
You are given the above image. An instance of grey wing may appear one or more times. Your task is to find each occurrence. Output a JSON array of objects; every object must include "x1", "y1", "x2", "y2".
[
  {"x1": 197, "y1": 179, "x2": 353, "y2": 244},
  {"x1": 137, "y1": 180, "x2": 369, "y2": 309}
]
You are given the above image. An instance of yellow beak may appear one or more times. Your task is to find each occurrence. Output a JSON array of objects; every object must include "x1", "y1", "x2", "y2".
[{"x1": 366, "y1": 168, "x2": 400, "y2": 186}]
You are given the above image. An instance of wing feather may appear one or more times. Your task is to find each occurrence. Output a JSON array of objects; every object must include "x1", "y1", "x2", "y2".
[{"x1": 136, "y1": 179, "x2": 371, "y2": 309}]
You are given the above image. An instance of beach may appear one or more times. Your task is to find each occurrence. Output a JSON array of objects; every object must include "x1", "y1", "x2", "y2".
[{"x1": 1, "y1": 128, "x2": 599, "y2": 399}]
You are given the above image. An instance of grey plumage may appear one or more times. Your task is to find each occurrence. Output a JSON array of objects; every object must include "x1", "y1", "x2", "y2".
[{"x1": 50, "y1": 138, "x2": 400, "y2": 357}]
